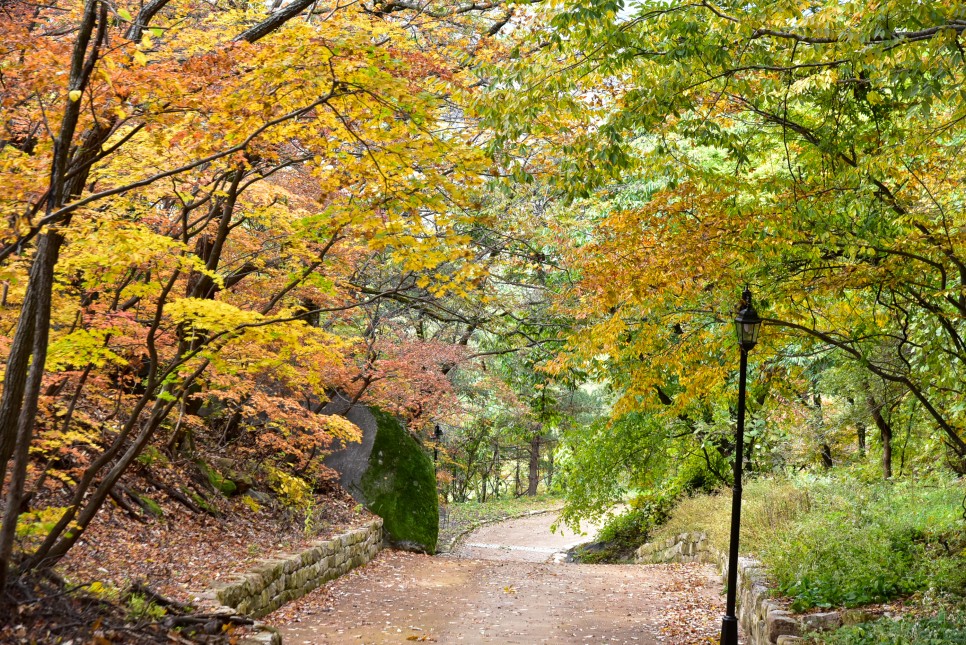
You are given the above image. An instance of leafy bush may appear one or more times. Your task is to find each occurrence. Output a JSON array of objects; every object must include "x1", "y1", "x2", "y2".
[
  {"x1": 264, "y1": 465, "x2": 313, "y2": 511},
  {"x1": 818, "y1": 611, "x2": 966, "y2": 645},
  {"x1": 126, "y1": 593, "x2": 167, "y2": 622},
  {"x1": 573, "y1": 490, "x2": 676, "y2": 563}
]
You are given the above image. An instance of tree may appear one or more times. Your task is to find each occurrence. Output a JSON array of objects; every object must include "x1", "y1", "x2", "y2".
[
  {"x1": 478, "y1": 0, "x2": 966, "y2": 492},
  {"x1": 0, "y1": 0, "x2": 515, "y2": 590}
]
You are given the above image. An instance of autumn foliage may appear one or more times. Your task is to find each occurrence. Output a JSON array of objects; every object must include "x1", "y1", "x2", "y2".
[{"x1": 0, "y1": 0, "x2": 515, "y2": 591}]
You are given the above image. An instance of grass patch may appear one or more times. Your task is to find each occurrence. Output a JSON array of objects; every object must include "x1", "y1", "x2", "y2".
[{"x1": 651, "y1": 474, "x2": 966, "y2": 611}]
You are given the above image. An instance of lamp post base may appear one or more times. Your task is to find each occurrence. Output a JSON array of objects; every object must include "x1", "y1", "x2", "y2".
[{"x1": 720, "y1": 615, "x2": 738, "y2": 645}]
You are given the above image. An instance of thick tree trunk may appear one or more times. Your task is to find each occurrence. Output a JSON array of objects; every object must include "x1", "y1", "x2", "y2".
[{"x1": 0, "y1": 233, "x2": 63, "y2": 589}]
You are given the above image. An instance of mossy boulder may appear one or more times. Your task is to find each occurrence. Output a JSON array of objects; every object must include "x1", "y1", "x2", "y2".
[
  {"x1": 323, "y1": 398, "x2": 438, "y2": 555},
  {"x1": 196, "y1": 460, "x2": 238, "y2": 496},
  {"x1": 359, "y1": 409, "x2": 438, "y2": 554}
]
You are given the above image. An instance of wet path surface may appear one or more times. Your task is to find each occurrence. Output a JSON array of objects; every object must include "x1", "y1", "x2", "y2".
[
  {"x1": 455, "y1": 511, "x2": 606, "y2": 563},
  {"x1": 269, "y1": 512, "x2": 729, "y2": 644}
]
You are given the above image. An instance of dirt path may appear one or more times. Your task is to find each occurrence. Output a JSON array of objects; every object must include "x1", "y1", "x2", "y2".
[{"x1": 268, "y1": 513, "x2": 732, "y2": 644}]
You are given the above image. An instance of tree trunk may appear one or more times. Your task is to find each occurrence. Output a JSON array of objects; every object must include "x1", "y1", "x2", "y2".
[
  {"x1": 821, "y1": 443, "x2": 833, "y2": 469},
  {"x1": 0, "y1": 233, "x2": 63, "y2": 589},
  {"x1": 544, "y1": 446, "x2": 554, "y2": 489},
  {"x1": 527, "y1": 433, "x2": 540, "y2": 496},
  {"x1": 866, "y1": 393, "x2": 893, "y2": 479}
]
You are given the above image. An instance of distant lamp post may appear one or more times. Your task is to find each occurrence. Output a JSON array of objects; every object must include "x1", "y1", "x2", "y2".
[
  {"x1": 433, "y1": 424, "x2": 443, "y2": 464},
  {"x1": 721, "y1": 287, "x2": 763, "y2": 645}
]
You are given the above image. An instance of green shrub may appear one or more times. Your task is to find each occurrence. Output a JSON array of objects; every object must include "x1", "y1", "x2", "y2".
[
  {"x1": 818, "y1": 611, "x2": 966, "y2": 645},
  {"x1": 573, "y1": 490, "x2": 676, "y2": 563},
  {"x1": 127, "y1": 593, "x2": 167, "y2": 622}
]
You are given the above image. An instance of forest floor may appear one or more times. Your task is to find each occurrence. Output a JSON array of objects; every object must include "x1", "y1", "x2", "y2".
[
  {"x1": 268, "y1": 511, "x2": 730, "y2": 644},
  {"x1": 57, "y1": 471, "x2": 373, "y2": 610},
  {"x1": 0, "y1": 465, "x2": 375, "y2": 644}
]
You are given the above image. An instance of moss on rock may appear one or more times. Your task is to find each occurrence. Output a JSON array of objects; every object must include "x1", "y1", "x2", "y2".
[{"x1": 360, "y1": 409, "x2": 438, "y2": 554}]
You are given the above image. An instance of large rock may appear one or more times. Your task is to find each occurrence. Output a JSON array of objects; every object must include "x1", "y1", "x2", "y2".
[{"x1": 323, "y1": 397, "x2": 438, "y2": 554}]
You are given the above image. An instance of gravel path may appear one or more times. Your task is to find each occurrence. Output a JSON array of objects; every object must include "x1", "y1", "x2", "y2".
[{"x1": 267, "y1": 512, "x2": 735, "y2": 644}]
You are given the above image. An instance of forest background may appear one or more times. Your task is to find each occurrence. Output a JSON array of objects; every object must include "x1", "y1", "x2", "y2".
[{"x1": 1, "y1": 0, "x2": 966, "y2": 639}]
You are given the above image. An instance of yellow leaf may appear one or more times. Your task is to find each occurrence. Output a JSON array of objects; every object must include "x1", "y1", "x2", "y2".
[{"x1": 68, "y1": 90, "x2": 82, "y2": 102}]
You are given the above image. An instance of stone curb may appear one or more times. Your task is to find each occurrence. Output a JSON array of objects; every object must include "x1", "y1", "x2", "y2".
[
  {"x1": 438, "y1": 505, "x2": 565, "y2": 554},
  {"x1": 209, "y1": 518, "x2": 384, "y2": 620},
  {"x1": 635, "y1": 532, "x2": 872, "y2": 644}
]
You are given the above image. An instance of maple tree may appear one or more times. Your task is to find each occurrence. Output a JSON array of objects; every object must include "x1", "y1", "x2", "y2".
[
  {"x1": 0, "y1": 0, "x2": 525, "y2": 592},
  {"x1": 4, "y1": 0, "x2": 964, "y2": 623}
]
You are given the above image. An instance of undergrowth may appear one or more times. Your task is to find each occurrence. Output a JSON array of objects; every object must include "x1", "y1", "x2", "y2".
[
  {"x1": 815, "y1": 610, "x2": 966, "y2": 644},
  {"x1": 652, "y1": 473, "x2": 966, "y2": 611}
]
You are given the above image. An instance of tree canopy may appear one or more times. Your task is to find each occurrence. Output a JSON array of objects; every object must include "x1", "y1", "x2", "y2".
[{"x1": 2, "y1": 0, "x2": 966, "y2": 595}]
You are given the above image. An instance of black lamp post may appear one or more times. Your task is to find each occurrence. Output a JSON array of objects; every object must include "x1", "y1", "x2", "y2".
[{"x1": 720, "y1": 287, "x2": 763, "y2": 645}]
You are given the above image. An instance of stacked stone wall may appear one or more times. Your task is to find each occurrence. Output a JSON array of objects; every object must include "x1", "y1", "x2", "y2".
[
  {"x1": 636, "y1": 532, "x2": 870, "y2": 644},
  {"x1": 213, "y1": 518, "x2": 383, "y2": 618}
]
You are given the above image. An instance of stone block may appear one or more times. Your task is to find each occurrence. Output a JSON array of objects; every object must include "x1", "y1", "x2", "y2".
[
  {"x1": 776, "y1": 637, "x2": 804, "y2": 645},
  {"x1": 801, "y1": 612, "x2": 841, "y2": 632},
  {"x1": 766, "y1": 610, "x2": 800, "y2": 643},
  {"x1": 265, "y1": 577, "x2": 282, "y2": 599},
  {"x1": 300, "y1": 549, "x2": 315, "y2": 567}
]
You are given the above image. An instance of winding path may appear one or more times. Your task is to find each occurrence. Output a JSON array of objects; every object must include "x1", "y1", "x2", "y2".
[{"x1": 268, "y1": 512, "x2": 731, "y2": 644}]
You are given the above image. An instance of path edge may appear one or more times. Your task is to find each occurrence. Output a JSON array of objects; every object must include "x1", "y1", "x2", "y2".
[{"x1": 201, "y1": 519, "x2": 384, "y2": 644}]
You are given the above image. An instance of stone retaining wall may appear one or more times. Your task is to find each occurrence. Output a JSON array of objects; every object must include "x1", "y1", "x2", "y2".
[
  {"x1": 213, "y1": 518, "x2": 383, "y2": 618},
  {"x1": 636, "y1": 532, "x2": 870, "y2": 644}
]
